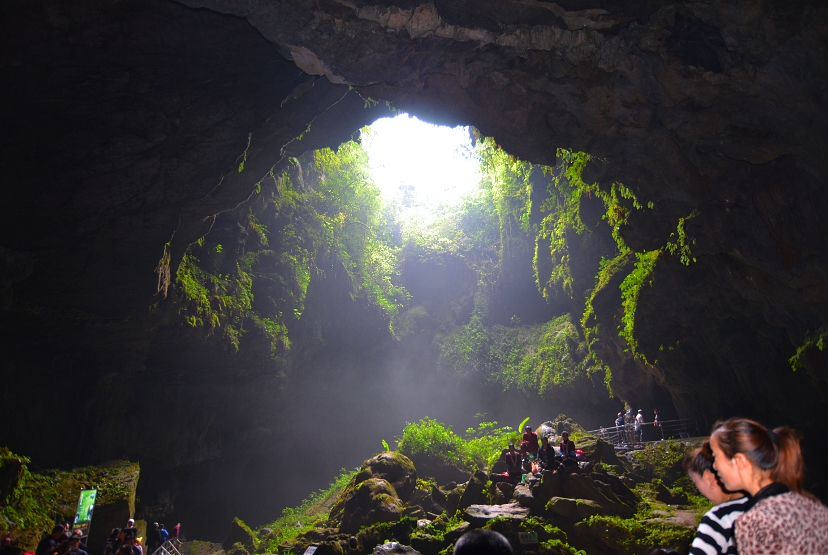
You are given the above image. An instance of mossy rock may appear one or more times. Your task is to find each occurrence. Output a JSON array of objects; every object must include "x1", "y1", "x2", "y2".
[
  {"x1": 572, "y1": 515, "x2": 694, "y2": 555},
  {"x1": 330, "y1": 478, "x2": 403, "y2": 534},
  {"x1": 223, "y1": 518, "x2": 260, "y2": 551},
  {"x1": 0, "y1": 448, "x2": 139, "y2": 552},
  {"x1": 355, "y1": 452, "x2": 418, "y2": 503}
]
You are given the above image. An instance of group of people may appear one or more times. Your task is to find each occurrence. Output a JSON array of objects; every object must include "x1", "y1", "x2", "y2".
[
  {"x1": 610, "y1": 408, "x2": 662, "y2": 443},
  {"x1": 492, "y1": 425, "x2": 581, "y2": 482},
  {"x1": 681, "y1": 417, "x2": 828, "y2": 554},
  {"x1": 35, "y1": 525, "x2": 92, "y2": 555},
  {"x1": 28, "y1": 519, "x2": 180, "y2": 555}
]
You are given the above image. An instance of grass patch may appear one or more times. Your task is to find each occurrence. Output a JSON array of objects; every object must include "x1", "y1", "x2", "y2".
[{"x1": 256, "y1": 468, "x2": 357, "y2": 552}]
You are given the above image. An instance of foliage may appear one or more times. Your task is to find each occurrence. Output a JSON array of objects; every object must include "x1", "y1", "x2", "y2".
[
  {"x1": 627, "y1": 441, "x2": 693, "y2": 486},
  {"x1": 581, "y1": 515, "x2": 694, "y2": 554},
  {"x1": 256, "y1": 468, "x2": 357, "y2": 553},
  {"x1": 664, "y1": 212, "x2": 697, "y2": 266},
  {"x1": 618, "y1": 250, "x2": 660, "y2": 356},
  {"x1": 396, "y1": 417, "x2": 513, "y2": 472},
  {"x1": 789, "y1": 326, "x2": 828, "y2": 371},
  {"x1": 438, "y1": 314, "x2": 600, "y2": 396},
  {"x1": 173, "y1": 140, "x2": 408, "y2": 354}
]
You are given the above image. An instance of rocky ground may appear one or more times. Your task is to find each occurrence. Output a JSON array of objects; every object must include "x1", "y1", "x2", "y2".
[{"x1": 222, "y1": 417, "x2": 708, "y2": 555}]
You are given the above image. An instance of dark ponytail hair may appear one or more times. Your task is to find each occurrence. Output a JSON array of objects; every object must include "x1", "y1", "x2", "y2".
[
  {"x1": 711, "y1": 417, "x2": 804, "y2": 493},
  {"x1": 683, "y1": 441, "x2": 715, "y2": 476}
]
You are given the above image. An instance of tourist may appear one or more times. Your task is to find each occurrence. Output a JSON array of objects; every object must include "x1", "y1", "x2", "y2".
[
  {"x1": 558, "y1": 431, "x2": 576, "y2": 459},
  {"x1": 1, "y1": 533, "x2": 21, "y2": 555},
  {"x1": 104, "y1": 529, "x2": 121, "y2": 555},
  {"x1": 614, "y1": 412, "x2": 624, "y2": 443},
  {"x1": 67, "y1": 536, "x2": 88, "y2": 555},
  {"x1": 710, "y1": 417, "x2": 828, "y2": 554},
  {"x1": 683, "y1": 442, "x2": 747, "y2": 554},
  {"x1": 147, "y1": 523, "x2": 162, "y2": 554},
  {"x1": 69, "y1": 530, "x2": 88, "y2": 554},
  {"x1": 537, "y1": 436, "x2": 556, "y2": 470},
  {"x1": 519, "y1": 425, "x2": 539, "y2": 457},
  {"x1": 36, "y1": 527, "x2": 66, "y2": 555},
  {"x1": 503, "y1": 444, "x2": 522, "y2": 480},
  {"x1": 454, "y1": 529, "x2": 512, "y2": 555},
  {"x1": 171, "y1": 524, "x2": 180, "y2": 540},
  {"x1": 635, "y1": 409, "x2": 645, "y2": 442},
  {"x1": 123, "y1": 536, "x2": 141, "y2": 555},
  {"x1": 159, "y1": 525, "x2": 169, "y2": 544}
]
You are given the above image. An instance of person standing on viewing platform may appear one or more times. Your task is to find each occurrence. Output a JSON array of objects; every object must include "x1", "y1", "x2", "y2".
[
  {"x1": 615, "y1": 412, "x2": 625, "y2": 443},
  {"x1": 635, "y1": 409, "x2": 645, "y2": 442},
  {"x1": 710, "y1": 417, "x2": 828, "y2": 554}
]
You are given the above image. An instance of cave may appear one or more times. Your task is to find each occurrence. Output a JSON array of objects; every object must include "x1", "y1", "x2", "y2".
[{"x1": 1, "y1": 0, "x2": 827, "y2": 542}]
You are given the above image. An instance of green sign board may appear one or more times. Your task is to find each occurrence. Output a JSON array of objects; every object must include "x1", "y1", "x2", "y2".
[{"x1": 75, "y1": 489, "x2": 97, "y2": 526}]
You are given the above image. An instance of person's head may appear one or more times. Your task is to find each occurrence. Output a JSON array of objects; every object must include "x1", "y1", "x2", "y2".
[
  {"x1": 3, "y1": 535, "x2": 12, "y2": 547},
  {"x1": 508, "y1": 443, "x2": 515, "y2": 452},
  {"x1": 617, "y1": 412, "x2": 622, "y2": 417},
  {"x1": 68, "y1": 537, "x2": 81, "y2": 547},
  {"x1": 541, "y1": 436, "x2": 549, "y2": 445},
  {"x1": 109, "y1": 529, "x2": 120, "y2": 540},
  {"x1": 638, "y1": 409, "x2": 642, "y2": 414},
  {"x1": 127, "y1": 519, "x2": 134, "y2": 527},
  {"x1": 160, "y1": 525, "x2": 165, "y2": 530},
  {"x1": 524, "y1": 425, "x2": 532, "y2": 432},
  {"x1": 52, "y1": 526, "x2": 65, "y2": 539},
  {"x1": 683, "y1": 443, "x2": 733, "y2": 504},
  {"x1": 561, "y1": 431, "x2": 569, "y2": 440},
  {"x1": 654, "y1": 409, "x2": 659, "y2": 414},
  {"x1": 453, "y1": 530, "x2": 513, "y2": 555},
  {"x1": 710, "y1": 417, "x2": 804, "y2": 493},
  {"x1": 71, "y1": 530, "x2": 82, "y2": 538}
]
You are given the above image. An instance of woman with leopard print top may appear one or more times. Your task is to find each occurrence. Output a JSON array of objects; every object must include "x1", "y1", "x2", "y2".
[{"x1": 710, "y1": 418, "x2": 828, "y2": 554}]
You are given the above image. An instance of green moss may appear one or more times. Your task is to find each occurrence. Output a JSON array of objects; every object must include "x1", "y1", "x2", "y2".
[
  {"x1": 0, "y1": 449, "x2": 139, "y2": 550},
  {"x1": 628, "y1": 441, "x2": 692, "y2": 486},
  {"x1": 256, "y1": 468, "x2": 356, "y2": 553},
  {"x1": 581, "y1": 515, "x2": 694, "y2": 554},
  {"x1": 789, "y1": 326, "x2": 828, "y2": 371}
]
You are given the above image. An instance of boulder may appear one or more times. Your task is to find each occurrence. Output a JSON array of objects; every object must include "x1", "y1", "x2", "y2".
[
  {"x1": 457, "y1": 471, "x2": 488, "y2": 511},
  {"x1": 443, "y1": 522, "x2": 470, "y2": 543},
  {"x1": 532, "y1": 471, "x2": 562, "y2": 504},
  {"x1": 355, "y1": 452, "x2": 418, "y2": 502},
  {"x1": 373, "y1": 542, "x2": 422, "y2": 555},
  {"x1": 561, "y1": 474, "x2": 633, "y2": 518},
  {"x1": 445, "y1": 484, "x2": 464, "y2": 515},
  {"x1": 492, "y1": 481, "x2": 516, "y2": 505},
  {"x1": 330, "y1": 478, "x2": 404, "y2": 534},
  {"x1": 574, "y1": 500, "x2": 603, "y2": 520},
  {"x1": 546, "y1": 497, "x2": 577, "y2": 520},
  {"x1": 463, "y1": 504, "x2": 529, "y2": 526},
  {"x1": 513, "y1": 484, "x2": 538, "y2": 509},
  {"x1": 408, "y1": 534, "x2": 448, "y2": 555},
  {"x1": 223, "y1": 517, "x2": 259, "y2": 551}
]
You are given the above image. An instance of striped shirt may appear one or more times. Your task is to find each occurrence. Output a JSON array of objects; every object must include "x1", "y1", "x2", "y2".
[{"x1": 689, "y1": 496, "x2": 749, "y2": 555}]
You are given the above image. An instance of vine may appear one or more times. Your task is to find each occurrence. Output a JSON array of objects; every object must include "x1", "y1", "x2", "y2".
[{"x1": 789, "y1": 326, "x2": 828, "y2": 371}]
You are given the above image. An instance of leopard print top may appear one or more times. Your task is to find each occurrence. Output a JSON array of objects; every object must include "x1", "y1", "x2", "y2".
[{"x1": 735, "y1": 491, "x2": 828, "y2": 554}]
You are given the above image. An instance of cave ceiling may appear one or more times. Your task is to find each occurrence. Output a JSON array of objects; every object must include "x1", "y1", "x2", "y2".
[{"x1": 1, "y1": 0, "x2": 828, "y2": 525}]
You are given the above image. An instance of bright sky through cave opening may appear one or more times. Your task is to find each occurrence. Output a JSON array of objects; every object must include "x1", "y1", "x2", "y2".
[{"x1": 361, "y1": 114, "x2": 480, "y2": 212}]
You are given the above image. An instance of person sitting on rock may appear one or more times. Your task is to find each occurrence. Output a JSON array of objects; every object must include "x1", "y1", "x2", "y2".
[
  {"x1": 558, "y1": 432, "x2": 577, "y2": 465},
  {"x1": 537, "y1": 436, "x2": 557, "y2": 470},
  {"x1": 503, "y1": 443, "x2": 523, "y2": 480},
  {"x1": 519, "y1": 425, "x2": 539, "y2": 457}
]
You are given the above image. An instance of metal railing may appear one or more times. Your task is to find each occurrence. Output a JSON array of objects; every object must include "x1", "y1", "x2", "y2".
[
  {"x1": 151, "y1": 539, "x2": 183, "y2": 555},
  {"x1": 587, "y1": 418, "x2": 701, "y2": 445}
]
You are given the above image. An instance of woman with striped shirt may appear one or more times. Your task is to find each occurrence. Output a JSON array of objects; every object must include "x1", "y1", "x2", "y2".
[{"x1": 684, "y1": 442, "x2": 748, "y2": 555}]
